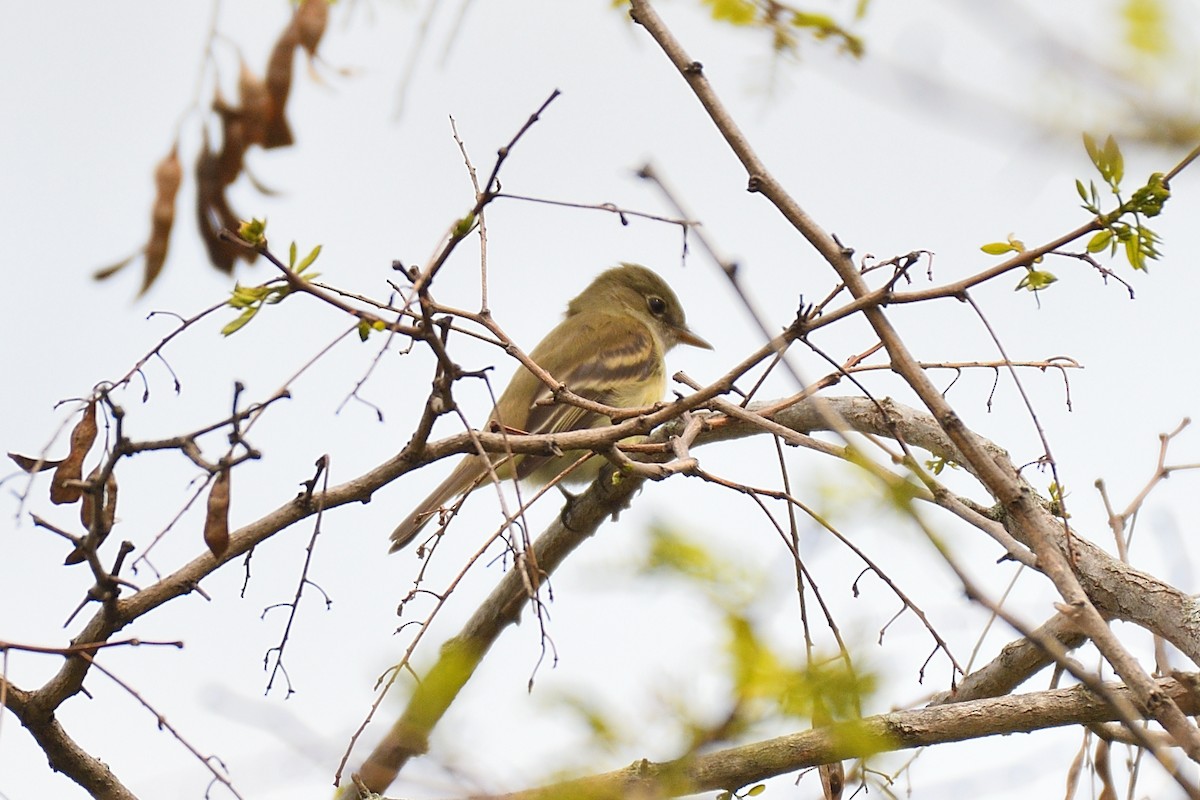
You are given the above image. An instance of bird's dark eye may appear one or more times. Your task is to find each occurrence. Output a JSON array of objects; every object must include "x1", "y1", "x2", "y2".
[{"x1": 647, "y1": 295, "x2": 667, "y2": 316}]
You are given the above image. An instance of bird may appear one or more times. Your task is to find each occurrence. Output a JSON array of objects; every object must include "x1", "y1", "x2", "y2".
[{"x1": 390, "y1": 263, "x2": 710, "y2": 552}]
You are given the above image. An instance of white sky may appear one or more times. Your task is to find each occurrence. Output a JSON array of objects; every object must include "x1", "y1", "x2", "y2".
[{"x1": 3, "y1": 1, "x2": 1200, "y2": 798}]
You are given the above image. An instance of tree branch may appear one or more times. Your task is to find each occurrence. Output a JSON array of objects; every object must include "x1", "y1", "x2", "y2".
[{"x1": 468, "y1": 675, "x2": 1200, "y2": 800}]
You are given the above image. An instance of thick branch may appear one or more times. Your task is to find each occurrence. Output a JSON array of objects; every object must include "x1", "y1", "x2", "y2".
[
  {"x1": 472, "y1": 676, "x2": 1200, "y2": 800},
  {"x1": 0, "y1": 680, "x2": 137, "y2": 800},
  {"x1": 342, "y1": 467, "x2": 647, "y2": 796},
  {"x1": 627, "y1": 0, "x2": 1200, "y2": 773}
]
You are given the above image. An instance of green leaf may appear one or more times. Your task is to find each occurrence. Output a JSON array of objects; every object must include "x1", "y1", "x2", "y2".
[
  {"x1": 1083, "y1": 132, "x2": 1100, "y2": 168},
  {"x1": 1122, "y1": 0, "x2": 1169, "y2": 57},
  {"x1": 357, "y1": 319, "x2": 372, "y2": 341},
  {"x1": 925, "y1": 456, "x2": 959, "y2": 475},
  {"x1": 1075, "y1": 179, "x2": 1089, "y2": 203},
  {"x1": 237, "y1": 217, "x2": 268, "y2": 247},
  {"x1": 221, "y1": 307, "x2": 258, "y2": 336},
  {"x1": 1087, "y1": 229, "x2": 1114, "y2": 253},
  {"x1": 452, "y1": 213, "x2": 477, "y2": 237},
  {"x1": 1124, "y1": 234, "x2": 1143, "y2": 270},
  {"x1": 1103, "y1": 135, "x2": 1124, "y2": 185},
  {"x1": 288, "y1": 240, "x2": 298, "y2": 268},
  {"x1": 1130, "y1": 172, "x2": 1170, "y2": 217},
  {"x1": 747, "y1": 785, "x2": 766, "y2": 796},
  {"x1": 980, "y1": 241, "x2": 1016, "y2": 255},
  {"x1": 704, "y1": 0, "x2": 756, "y2": 25},
  {"x1": 1015, "y1": 269, "x2": 1057, "y2": 292},
  {"x1": 295, "y1": 244, "x2": 322, "y2": 274}
]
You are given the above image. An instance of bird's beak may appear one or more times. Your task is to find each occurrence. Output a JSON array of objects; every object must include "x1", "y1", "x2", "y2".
[{"x1": 675, "y1": 326, "x2": 713, "y2": 350}]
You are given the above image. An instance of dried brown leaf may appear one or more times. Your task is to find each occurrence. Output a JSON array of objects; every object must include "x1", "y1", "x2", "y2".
[{"x1": 51, "y1": 400, "x2": 97, "y2": 505}]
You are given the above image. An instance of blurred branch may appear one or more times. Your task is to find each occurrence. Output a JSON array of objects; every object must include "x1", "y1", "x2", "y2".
[
  {"x1": 462, "y1": 675, "x2": 1200, "y2": 800},
  {"x1": 628, "y1": 0, "x2": 1200, "y2": 787}
]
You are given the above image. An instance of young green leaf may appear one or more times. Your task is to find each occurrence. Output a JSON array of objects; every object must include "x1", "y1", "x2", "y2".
[
  {"x1": 295, "y1": 244, "x2": 322, "y2": 274},
  {"x1": 980, "y1": 241, "x2": 1016, "y2": 255},
  {"x1": 1016, "y1": 269, "x2": 1058, "y2": 292},
  {"x1": 1087, "y1": 229, "x2": 1114, "y2": 253}
]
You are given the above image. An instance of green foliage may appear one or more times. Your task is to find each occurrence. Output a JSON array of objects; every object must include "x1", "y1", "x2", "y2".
[
  {"x1": 637, "y1": 526, "x2": 877, "y2": 734},
  {"x1": 979, "y1": 234, "x2": 1058, "y2": 293},
  {"x1": 924, "y1": 456, "x2": 958, "y2": 476},
  {"x1": 236, "y1": 217, "x2": 268, "y2": 248},
  {"x1": 704, "y1": 0, "x2": 756, "y2": 25},
  {"x1": 697, "y1": 0, "x2": 864, "y2": 57},
  {"x1": 642, "y1": 523, "x2": 728, "y2": 586},
  {"x1": 985, "y1": 134, "x2": 1170, "y2": 284},
  {"x1": 717, "y1": 784, "x2": 766, "y2": 800},
  {"x1": 727, "y1": 614, "x2": 872, "y2": 719},
  {"x1": 1015, "y1": 268, "x2": 1058, "y2": 293},
  {"x1": 452, "y1": 212, "x2": 477, "y2": 238},
  {"x1": 1121, "y1": 0, "x2": 1170, "y2": 57},
  {"x1": 1047, "y1": 481, "x2": 1069, "y2": 518},
  {"x1": 356, "y1": 318, "x2": 387, "y2": 341},
  {"x1": 221, "y1": 238, "x2": 321, "y2": 336},
  {"x1": 1078, "y1": 133, "x2": 1168, "y2": 271}
]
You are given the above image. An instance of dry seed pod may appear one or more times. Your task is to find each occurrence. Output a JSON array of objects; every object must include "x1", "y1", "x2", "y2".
[
  {"x1": 295, "y1": 0, "x2": 328, "y2": 58},
  {"x1": 8, "y1": 452, "x2": 61, "y2": 473},
  {"x1": 819, "y1": 762, "x2": 844, "y2": 800},
  {"x1": 51, "y1": 400, "x2": 97, "y2": 505},
  {"x1": 214, "y1": 105, "x2": 250, "y2": 189},
  {"x1": 204, "y1": 468, "x2": 231, "y2": 559},
  {"x1": 238, "y1": 62, "x2": 271, "y2": 147},
  {"x1": 67, "y1": 467, "x2": 118, "y2": 565},
  {"x1": 263, "y1": 21, "x2": 299, "y2": 149},
  {"x1": 195, "y1": 134, "x2": 245, "y2": 274},
  {"x1": 140, "y1": 146, "x2": 183, "y2": 296}
]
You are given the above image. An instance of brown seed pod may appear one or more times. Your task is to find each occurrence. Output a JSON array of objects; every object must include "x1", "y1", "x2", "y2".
[
  {"x1": 295, "y1": 0, "x2": 329, "y2": 58},
  {"x1": 140, "y1": 146, "x2": 183, "y2": 296},
  {"x1": 67, "y1": 467, "x2": 118, "y2": 565},
  {"x1": 263, "y1": 21, "x2": 299, "y2": 149},
  {"x1": 204, "y1": 467, "x2": 231, "y2": 559},
  {"x1": 238, "y1": 62, "x2": 271, "y2": 147},
  {"x1": 51, "y1": 400, "x2": 97, "y2": 505}
]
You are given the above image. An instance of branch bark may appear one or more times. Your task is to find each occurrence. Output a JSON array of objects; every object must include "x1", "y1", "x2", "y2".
[
  {"x1": 467, "y1": 675, "x2": 1200, "y2": 800},
  {"x1": 626, "y1": 0, "x2": 1200, "y2": 786}
]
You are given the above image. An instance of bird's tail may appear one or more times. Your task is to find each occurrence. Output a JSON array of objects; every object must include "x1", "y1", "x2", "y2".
[{"x1": 389, "y1": 457, "x2": 482, "y2": 552}]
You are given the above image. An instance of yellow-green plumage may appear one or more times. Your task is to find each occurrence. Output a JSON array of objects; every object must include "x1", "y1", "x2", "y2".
[{"x1": 390, "y1": 263, "x2": 709, "y2": 552}]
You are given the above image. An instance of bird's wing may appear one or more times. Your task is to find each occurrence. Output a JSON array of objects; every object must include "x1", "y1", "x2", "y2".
[{"x1": 513, "y1": 315, "x2": 664, "y2": 480}]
